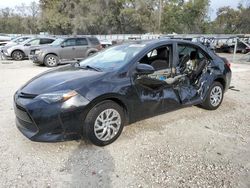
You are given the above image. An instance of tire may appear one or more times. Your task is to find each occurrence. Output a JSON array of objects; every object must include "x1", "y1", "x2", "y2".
[
  {"x1": 228, "y1": 48, "x2": 234, "y2": 54},
  {"x1": 242, "y1": 49, "x2": 247, "y2": 54},
  {"x1": 83, "y1": 100, "x2": 125, "y2": 146},
  {"x1": 201, "y1": 81, "x2": 224, "y2": 110},
  {"x1": 44, "y1": 54, "x2": 59, "y2": 67},
  {"x1": 12, "y1": 50, "x2": 24, "y2": 60},
  {"x1": 88, "y1": 52, "x2": 96, "y2": 56}
]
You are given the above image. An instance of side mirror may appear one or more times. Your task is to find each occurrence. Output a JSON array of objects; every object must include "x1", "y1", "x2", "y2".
[
  {"x1": 25, "y1": 43, "x2": 31, "y2": 46},
  {"x1": 136, "y1": 64, "x2": 155, "y2": 75},
  {"x1": 61, "y1": 44, "x2": 65, "y2": 48}
]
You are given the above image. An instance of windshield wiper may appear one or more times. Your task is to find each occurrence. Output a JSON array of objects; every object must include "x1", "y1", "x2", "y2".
[{"x1": 78, "y1": 65, "x2": 102, "y2": 72}]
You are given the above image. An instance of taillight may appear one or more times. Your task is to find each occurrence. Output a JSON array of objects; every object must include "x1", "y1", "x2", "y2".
[
  {"x1": 225, "y1": 59, "x2": 231, "y2": 68},
  {"x1": 221, "y1": 57, "x2": 231, "y2": 69},
  {"x1": 226, "y1": 62, "x2": 231, "y2": 68}
]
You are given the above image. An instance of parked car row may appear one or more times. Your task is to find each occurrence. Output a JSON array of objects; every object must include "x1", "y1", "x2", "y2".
[
  {"x1": 30, "y1": 36, "x2": 102, "y2": 67},
  {"x1": 160, "y1": 35, "x2": 250, "y2": 54},
  {"x1": 0, "y1": 35, "x2": 102, "y2": 66},
  {"x1": 192, "y1": 36, "x2": 250, "y2": 54}
]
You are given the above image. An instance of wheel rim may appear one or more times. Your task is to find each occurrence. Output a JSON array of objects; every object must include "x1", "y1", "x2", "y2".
[
  {"x1": 210, "y1": 86, "x2": 222, "y2": 107},
  {"x1": 94, "y1": 109, "x2": 121, "y2": 141},
  {"x1": 47, "y1": 56, "x2": 57, "y2": 66},
  {"x1": 13, "y1": 52, "x2": 23, "y2": 60}
]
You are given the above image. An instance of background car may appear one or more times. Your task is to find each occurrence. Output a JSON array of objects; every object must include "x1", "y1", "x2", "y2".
[
  {"x1": 3, "y1": 36, "x2": 31, "y2": 47},
  {"x1": 30, "y1": 36, "x2": 102, "y2": 67},
  {"x1": 2, "y1": 37, "x2": 55, "y2": 60},
  {"x1": 14, "y1": 39, "x2": 231, "y2": 146}
]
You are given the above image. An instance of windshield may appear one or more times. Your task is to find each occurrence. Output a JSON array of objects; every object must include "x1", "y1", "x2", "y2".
[
  {"x1": 21, "y1": 38, "x2": 34, "y2": 44},
  {"x1": 50, "y1": 38, "x2": 65, "y2": 46},
  {"x1": 79, "y1": 44, "x2": 145, "y2": 71}
]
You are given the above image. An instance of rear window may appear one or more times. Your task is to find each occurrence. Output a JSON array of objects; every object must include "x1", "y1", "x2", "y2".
[{"x1": 88, "y1": 37, "x2": 100, "y2": 45}]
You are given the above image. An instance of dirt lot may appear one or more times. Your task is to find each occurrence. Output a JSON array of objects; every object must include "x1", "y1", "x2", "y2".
[{"x1": 0, "y1": 54, "x2": 250, "y2": 188}]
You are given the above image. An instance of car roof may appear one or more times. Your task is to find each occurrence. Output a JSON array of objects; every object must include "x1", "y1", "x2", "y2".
[
  {"x1": 123, "y1": 39, "x2": 205, "y2": 48},
  {"x1": 55, "y1": 36, "x2": 97, "y2": 39}
]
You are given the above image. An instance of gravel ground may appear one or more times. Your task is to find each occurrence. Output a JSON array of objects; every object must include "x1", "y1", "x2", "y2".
[{"x1": 0, "y1": 55, "x2": 250, "y2": 188}]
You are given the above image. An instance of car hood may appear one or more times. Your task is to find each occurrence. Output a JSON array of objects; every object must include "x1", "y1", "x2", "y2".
[
  {"x1": 6, "y1": 44, "x2": 24, "y2": 51},
  {"x1": 5, "y1": 41, "x2": 18, "y2": 47},
  {"x1": 20, "y1": 65, "x2": 106, "y2": 95}
]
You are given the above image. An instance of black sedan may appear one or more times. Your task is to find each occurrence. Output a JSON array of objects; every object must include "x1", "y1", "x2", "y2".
[{"x1": 14, "y1": 39, "x2": 232, "y2": 146}]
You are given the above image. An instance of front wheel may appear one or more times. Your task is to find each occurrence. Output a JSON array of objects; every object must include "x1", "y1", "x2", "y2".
[
  {"x1": 83, "y1": 101, "x2": 125, "y2": 146},
  {"x1": 12, "y1": 50, "x2": 24, "y2": 60},
  {"x1": 201, "y1": 82, "x2": 224, "y2": 110},
  {"x1": 44, "y1": 54, "x2": 59, "y2": 67}
]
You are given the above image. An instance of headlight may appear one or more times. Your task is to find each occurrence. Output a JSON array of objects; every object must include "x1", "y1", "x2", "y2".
[
  {"x1": 35, "y1": 49, "x2": 41, "y2": 55},
  {"x1": 35, "y1": 90, "x2": 78, "y2": 104},
  {"x1": 7, "y1": 48, "x2": 12, "y2": 54}
]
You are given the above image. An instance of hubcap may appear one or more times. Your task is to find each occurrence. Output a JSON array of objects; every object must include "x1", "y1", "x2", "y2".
[
  {"x1": 210, "y1": 86, "x2": 222, "y2": 107},
  {"x1": 13, "y1": 52, "x2": 23, "y2": 60},
  {"x1": 94, "y1": 109, "x2": 121, "y2": 141},
  {"x1": 47, "y1": 56, "x2": 57, "y2": 66}
]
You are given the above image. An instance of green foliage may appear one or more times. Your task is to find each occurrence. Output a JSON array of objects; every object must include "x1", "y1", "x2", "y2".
[
  {"x1": 161, "y1": 0, "x2": 210, "y2": 33},
  {"x1": 0, "y1": 0, "x2": 249, "y2": 35},
  {"x1": 211, "y1": 5, "x2": 250, "y2": 34}
]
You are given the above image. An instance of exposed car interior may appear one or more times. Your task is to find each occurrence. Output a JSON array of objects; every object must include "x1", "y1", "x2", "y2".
[
  {"x1": 138, "y1": 44, "x2": 209, "y2": 84},
  {"x1": 137, "y1": 44, "x2": 210, "y2": 104}
]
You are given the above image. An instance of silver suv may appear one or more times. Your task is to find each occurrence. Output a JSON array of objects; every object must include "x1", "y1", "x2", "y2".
[
  {"x1": 30, "y1": 36, "x2": 102, "y2": 67},
  {"x1": 2, "y1": 37, "x2": 55, "y2": 60}
]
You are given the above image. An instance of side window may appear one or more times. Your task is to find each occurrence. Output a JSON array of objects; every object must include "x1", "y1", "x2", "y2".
[
  {"x1": 178, "y1": 44, "x2": 209, "y2": 74},
  {"x1": 62, "y1": 39, "x2": 76, "y2": 47},
  {"x1": 178, "y1": 45, "x2": 196, "y2": 58},
  {"x1": 147, "y1": 49, "x2": 157, "y2": 58},
  {"x1": 139, "y1": 45, "x2": 172, "y2": 71},
  {"x1": 76, "y1": 38, "x2": 88, "y2": 46},
  {"x1": 40, "y1": 38, "x2": 54, "y2": 45},
  {"x1": 28, "y1": 39, "x2": 40, "y2": 45},
  {"x1": 197, "y1": 50, "x2": 205, "y2": 59}
]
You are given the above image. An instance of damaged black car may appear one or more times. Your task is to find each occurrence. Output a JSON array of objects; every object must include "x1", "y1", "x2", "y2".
[{"x1": 14, "y1": 39, "x2": 231, "y2": 146}]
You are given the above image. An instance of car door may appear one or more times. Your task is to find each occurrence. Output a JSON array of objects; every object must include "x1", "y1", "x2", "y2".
[
  {"x1": 74, "y1": 38, "x2": 88, "y2": 59},
  {"x1": 59, "y1": 38, "x2": 77, "y2": 60},
  {"x1": 132, "y1": 44, "x2": 182, "y2": 119},
  {"x1": 175, "y1": 42, "x2": 211, "y2": 105}
]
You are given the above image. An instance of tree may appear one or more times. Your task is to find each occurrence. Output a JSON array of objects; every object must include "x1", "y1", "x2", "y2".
[{"x1": 161, "y1": 0, "x2": 210, "y2": 34}]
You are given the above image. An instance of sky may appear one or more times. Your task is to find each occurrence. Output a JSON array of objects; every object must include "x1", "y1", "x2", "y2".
[{"x1": 0, "y1": 0, "x2": 245, "y2": 20}]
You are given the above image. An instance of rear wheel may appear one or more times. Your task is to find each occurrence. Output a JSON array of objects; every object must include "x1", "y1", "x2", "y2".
[
  {"x1": 44, "y1": 54, "x2": 59, "y2": 67},
  {"x1": 201, "y1": 82, "x2": 224, "y2": 110},
  {"x1": 12, "y1": 50, "x2": 24, "y2": 60},
  {"x1": 83, "y1": 100, "x2": 125, "y2": 146}
]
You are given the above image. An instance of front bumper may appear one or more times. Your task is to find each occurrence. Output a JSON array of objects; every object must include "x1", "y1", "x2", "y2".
[
  {"x1": 29, "y1": 54, "x2": 44, "y2": 64},
  {"x1": 14, "y1": 91, "x2": 90, "y2": 142},
  {"x1": 1, "y1": 49, "x2": 11, "y2": 57}
]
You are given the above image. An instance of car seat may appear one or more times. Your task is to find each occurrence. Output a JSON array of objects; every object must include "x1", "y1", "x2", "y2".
[{"x1": 151, "y1": 48, "x2": 169, "y2": 71}]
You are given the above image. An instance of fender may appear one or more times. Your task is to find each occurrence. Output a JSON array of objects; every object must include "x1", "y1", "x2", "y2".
[{"x1": 82, "y1": 93, "x2": 131, "y2": 124}]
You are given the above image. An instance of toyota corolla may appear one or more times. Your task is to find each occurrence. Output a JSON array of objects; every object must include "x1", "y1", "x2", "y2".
[{"x1": 14, "y1": 39, "x2": 231, "y2": 146}]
